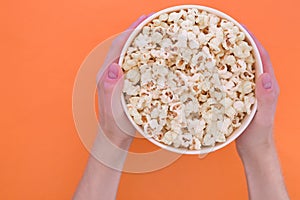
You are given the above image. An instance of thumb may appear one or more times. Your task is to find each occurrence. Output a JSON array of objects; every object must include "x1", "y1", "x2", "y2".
[
  {"x1": 255, "y1": 73, "x2": 279, "y2": 127},
  {"x1": 103, "y1": 63, "x2": 123, "y2": 105},
  {"x1": 97, "y1": 63, "x2": 123, "y2": 118},
  {"x1": 101, "y1": 63, "x2": 123, "y2": 96},
  {"x1": 99, "y1": 63, "x2": 136, "y2": 136}
]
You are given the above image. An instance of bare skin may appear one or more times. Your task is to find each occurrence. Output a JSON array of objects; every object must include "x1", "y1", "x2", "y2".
[
  {"x1": 236, "y1": 31, "x2": 289, "y2": 200},
  {"x1": 74, "y1": 16, "x2": 289, "y2": 200},
  {"x1": 73, "y1": 15, "x2": 148, "y2": 200}
]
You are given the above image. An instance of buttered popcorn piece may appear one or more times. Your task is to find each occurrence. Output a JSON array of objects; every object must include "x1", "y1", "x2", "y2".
[{"x1": 122, "y1": 8, "x2": 257, "y2": 150}]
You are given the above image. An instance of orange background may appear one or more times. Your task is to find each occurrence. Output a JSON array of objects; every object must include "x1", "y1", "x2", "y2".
[{"x1": 1, "y1": 0, "x2": 300, "y2": 199}]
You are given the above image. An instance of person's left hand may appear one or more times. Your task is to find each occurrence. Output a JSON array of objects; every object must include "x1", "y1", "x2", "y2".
[{"x1": 96, "y1": 15, "x2": 150, "y2": 149}]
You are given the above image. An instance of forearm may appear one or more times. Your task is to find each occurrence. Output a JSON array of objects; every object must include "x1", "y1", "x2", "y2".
[
  {"x1": 74, "y1": 131, "x2": 132, "y2": 200},
  {"x1": 239, "y1": 142, "x2": 289, "y2": 200},
  {"x1": 74, "y1": 156, "x2": 123, "y2": 200}
]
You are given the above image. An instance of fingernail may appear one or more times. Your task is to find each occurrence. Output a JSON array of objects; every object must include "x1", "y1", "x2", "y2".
[
  {"x1": 108, "y1": 64, "x2": 119, "y2": 79},
  {"x1": 262, "y1": 73, "x2": 272, "y2": 89}
]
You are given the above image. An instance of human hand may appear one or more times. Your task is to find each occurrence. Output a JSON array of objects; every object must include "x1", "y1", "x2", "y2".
[
  {"x1": 96, "y1": 15, "x2": 149, "y2": 149},
  {"x1": 234, "y1": 31, "x2": 290, "y2": 200},
  {"x1": 236, "y1": 31, "x2": 280, "y2": 157}
]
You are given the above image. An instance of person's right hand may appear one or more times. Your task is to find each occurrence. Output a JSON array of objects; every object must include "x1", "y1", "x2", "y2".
[
  {"x1": 234, "y1": 30, "x2": 290, "y2": 200},
  {"x1": 236, "y1": 31, "x2": 280, "y2": 157}
]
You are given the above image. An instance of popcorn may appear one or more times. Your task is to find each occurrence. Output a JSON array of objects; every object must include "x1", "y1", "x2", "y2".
[
  {"x1": 189, "y1": 38, "x2": 200, "y2": 50},
  {"x1": 241, "y1": 70, "x2": 255, "y2": 80},
  {"x1": 232, "y1": 118, "x2": 241, "y2": 128},
  {"x1": 127, "y1": 104, "x2": 143, "y2": 125},
  {"x1": 159, "y1": 13, "x2": 169, "y2": 22},
  {"x1": 196, "y1": 12, "x2": 209, "y2": 29},
  {"x1": 244, "y1": 94, "x2": 256, "y2": 114},
  {"x1": 168, "y1": 11, "x2": 182, "y2": 23},
  {"x1": 225, "y1": 106, "x2": 236, "y2": 119},
  {"x1": 223, "y1": 55, "x2": 236, "y2": 67},
  {"x1": 220, "y1": 97, "x2": 233, "y2": 108},
  {"x1": 220, "y1": 71, "x2": 233, "y2": 80},
  {"x1": 161, "y1": 38, "x2": 172, "y2": 49},
  {"x1": 201, "y1": 79, "x2": 211, "y2": 91},
  {"x1": 190, "y1": 137, "x2": 201, "y2": 150},
  {"x1": 142, "y1": 26, "x2": 151, "y2": 35},
  {"x1": 239, "y1": 80, "x2": 255, "y2": 94},
  {"x1": 166, "y1": 24, "x2": 180, "y2": 35},
  {"x1": 152, "y1": 19, "x2": 161, "y2": 26},
  {"x1": 122, "y1": 8, "x2": 257, "y2": 150},
  {"x1": 217, "y1": 117, "x2": 231, "y2": 134},
  {"x1": 160, "y1": 104, "x2": 168, "y2": 115},
  {"x1": 209, "y1": 15, "x2": 220, "y2": 26},
  {"x1": 237, "y1": 31, "x2": 246, "y2": 41},
  {"x1": 203, "y1": 134, "x2": 215, "y2": 146},
  {"x1": 237, "y1": 59, "x2": 247, "y2": 70},
  {"x1": 181, "y1": 134, "x2": 193, "y2": 148},
  {"x1": 187, "y1": 118, "x2": 205, "y2": 138},
  {"x1": 176, "y1": 30, "x2": 188, "y2": 48},
  {"x1": 169, "y1": 101, "x2": 184, "y2": 118},
  {"x1": 208, "y1": 38, "x2": 221, "y2": 53},
  {"x1": 161, "y1": 131, "x2": 177, "y2": 145},
  {"x1": 133, "y1": 34, "x2": 149, "y2": 49},
  {"x1": 123, "y1": 80, "x2": 140, "y2": 96},
  {"x1": 129, "y1": 96, "x2": 151, "y2": 111},
  {"x1": 232, "y1": 41, "x2": 252, "y2": 59},
  {"x1": 246, "y1": 55, "x2": 255, "y2": 66},
  {"x1": 233, "y1": 101, "x2": 245, "y2": 112},
  {"x1": 126, "y1": 68, "x2": 140, "y2": 84},
  {"x1": 180, "y1": 20, "x2": 193, "y2": 30},
  {"x1": 140, "y1": 69, "x2": 152, "y2": 86},
  {"x1": 184, "y1": 100, "x2": 199, "y2": 116},
  {"x1": 220, "y1": 19, "x2": 234, "y2": 30},
  {"x1": 161, "y1": 88, "x2": 175, "y2": 104}
]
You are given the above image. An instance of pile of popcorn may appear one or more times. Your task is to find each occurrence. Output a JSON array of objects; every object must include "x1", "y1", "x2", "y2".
[{"x1": 122, "y1": 8, "x2": 256, "y2": 150}]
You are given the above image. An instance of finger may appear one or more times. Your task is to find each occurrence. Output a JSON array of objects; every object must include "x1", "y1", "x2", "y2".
[
  {"x1": 128, "y1": 14, "x2": 149, "y2": 29},
  {"x1": 97, "y1": 63, "x2": 123, "y2": 120},
  {"x1": 146, "y1": 12, "x2": 155, "y2": 18},
  {"x1": 97, "y1": 14, "x2": 149, "y2": 83},
  {"x1": 254, "y1": 73, "x2": 279, "y2": 127},
  {"x1": 98, "y1": 63, "x2": 137, "y2": 137},
  {"x1": 97, "y1": 13, "x2": 151, "y2": 119},
  {"x1": 251, "y1": 37, "x2": 275, "y2": 78},
  {"x1": 100, "y1": 63, "x2": 123, "y2": 98},
  {"x1": 110, "y1": 73, "x2": 137, "y2": 137},
  {"x1": 241, "y1": 25, "x2": 275, "y2": 78},
  {"x1": 111, "y1": 15, "x2": 147, "y2": 48}
]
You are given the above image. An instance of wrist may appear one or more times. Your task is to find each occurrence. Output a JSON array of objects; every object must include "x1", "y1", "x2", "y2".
[
  {"x1": 91, "y1": 130, "x2": 132, "y2": 171},
  {"x1": 238, "y1": 139, "x2": 290, "y2": 200},
  {"x1": 237, "y1": 139, "x2": 276, "y2": 162},
  {"x1": 103, "y1": 130, "x2": 133, "y2": 150}
]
